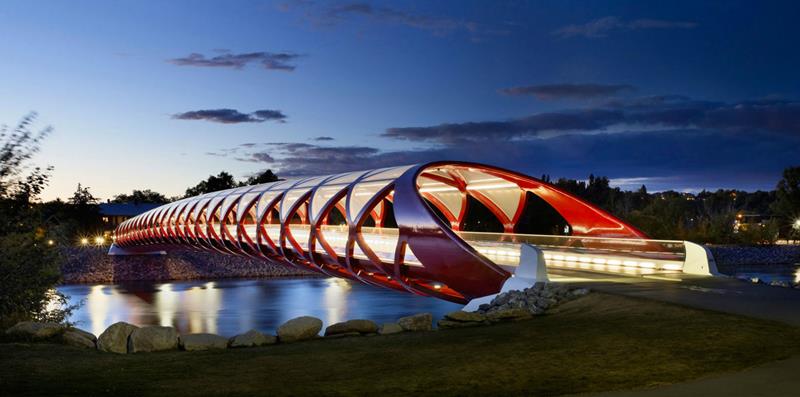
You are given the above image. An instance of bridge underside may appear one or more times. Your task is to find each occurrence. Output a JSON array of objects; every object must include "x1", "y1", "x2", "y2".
[{"x1": 112, "y1": 162, "x2": 714, "y2": 303}]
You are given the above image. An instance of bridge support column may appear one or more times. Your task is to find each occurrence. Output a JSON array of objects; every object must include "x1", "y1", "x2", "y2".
[
  {"x1": 108, "y1": 244, "x2": 166, "y2": 256},
  {"x1": 682, "y1": 241, "x2": 720, "y2": 276},
  {"x1": 463, "y1": 244, "x2": 548, "y2": 312}
]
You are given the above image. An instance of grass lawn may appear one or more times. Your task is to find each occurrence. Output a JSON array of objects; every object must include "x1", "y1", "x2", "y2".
[{"x1": 2, "y1": 292, "x2": 799, "y2": 396}]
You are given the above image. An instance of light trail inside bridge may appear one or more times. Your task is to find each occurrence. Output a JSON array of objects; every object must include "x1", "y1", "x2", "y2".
[{"x1": 232, "y1": 225, "x2": 685, "y2": 276}]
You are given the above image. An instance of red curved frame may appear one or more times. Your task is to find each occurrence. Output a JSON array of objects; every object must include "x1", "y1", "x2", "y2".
[{"x1": 112, "y1": 162, "x2": 647, "y2": 303}]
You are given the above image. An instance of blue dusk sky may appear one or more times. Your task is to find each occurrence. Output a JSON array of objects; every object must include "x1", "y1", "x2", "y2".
[{"x1": 1, "y1": 0, "x2": 798, "y2": 200}]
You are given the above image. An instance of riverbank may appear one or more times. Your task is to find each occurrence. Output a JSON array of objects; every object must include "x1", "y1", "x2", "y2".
[
  {"x1": 2, "y1": 292, "x2": 798, "y2": 396},
  {"x1": 60, "y1": 247, "x2": 316, "y2": 284}
]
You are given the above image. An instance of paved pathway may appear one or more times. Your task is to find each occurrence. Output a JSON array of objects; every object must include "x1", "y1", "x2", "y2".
[{"x1": 550, "y1": 269, "x2": 800, "y2": 326}]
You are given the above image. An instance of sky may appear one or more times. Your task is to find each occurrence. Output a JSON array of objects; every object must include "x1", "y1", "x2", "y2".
[{"x1": 1, "y1": 0, "x2": 798, "y2": 201}]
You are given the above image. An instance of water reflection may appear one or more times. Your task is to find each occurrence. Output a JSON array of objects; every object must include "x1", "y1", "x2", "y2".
[
  {"x1": 730, "y1": 264, "x2": 800, "y2": 286},
  {"x1": 59, "y1": 278, "x2": 461, "y2": 337}
]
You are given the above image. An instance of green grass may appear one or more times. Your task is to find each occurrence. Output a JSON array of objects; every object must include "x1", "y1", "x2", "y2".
[{"x1": 2, "y1": 292, "x2": 799, "y2": 397}]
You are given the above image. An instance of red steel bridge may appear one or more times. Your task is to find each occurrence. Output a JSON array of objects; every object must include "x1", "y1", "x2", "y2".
[{"x1": 110, "y1": 162, "x2": 717, "y2": 304}]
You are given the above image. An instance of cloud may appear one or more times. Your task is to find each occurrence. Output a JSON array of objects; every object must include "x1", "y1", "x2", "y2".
[
  {"x1": 382, "y1": 98, "x2": 800, "y2": 144},
  {"x1": 501, "y1": 83, "x2": 635, "y2": 100},
  {"x1": 313, "y1": 136, "x2": 335, "y2": 141},
  {"x1": 280, "y1": 1, "x2": 504, "y2": 40},
  {"x1": 168, "y1": 50, "x2": 301, "y2": 71},
  {"x1": 553, "y1": 16, "x2": 697, "y2": 39},
  {"x1": 172, "y1": 109, "x2": 287, "y2": 124},
  {"x1": 219, "y1": 129, "x2": 798, "y2": 191},
  {"x1": 383, "y1": 109, "x2": 625, "y2": 144}
]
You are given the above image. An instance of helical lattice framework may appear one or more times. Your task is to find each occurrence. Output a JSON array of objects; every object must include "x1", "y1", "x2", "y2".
[{"x1": 113, "y1": 162, "x2": 648, "y2": 303}]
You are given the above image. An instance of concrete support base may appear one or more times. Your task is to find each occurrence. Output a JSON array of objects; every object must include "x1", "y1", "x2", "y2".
[
  {"x1": 463, "y1": 244, "x2": 548, "y2": 311},
  {"x1": 682, "y1": 241, "x2": 720, "y2": 276}
]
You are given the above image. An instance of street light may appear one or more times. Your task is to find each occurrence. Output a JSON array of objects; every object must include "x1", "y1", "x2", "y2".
[
  {"x1": 94, "y1": 236, "x2": 105, "y2": 245},
  {"x1": 793, "y1": 218, "x2": 800, "y2": 230},
  {"x1": 80, "y1": 238, "x2": 89, "y2": 246}
]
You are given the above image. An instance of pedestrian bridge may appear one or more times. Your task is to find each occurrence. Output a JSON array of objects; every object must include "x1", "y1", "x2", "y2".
[{"x1": 110, "y1": 162, "x2": 717, "y2": 304}]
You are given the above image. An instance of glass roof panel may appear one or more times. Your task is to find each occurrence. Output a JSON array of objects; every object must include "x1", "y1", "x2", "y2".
[
  {"x1": 280, "y1": 176, "x2": 326, "y2": 222},
  {"x1": 459, "y1": 169, "x2": 521, "y2": 221},
  {"x1": 254, "y1": 179, "x2": 297, "y2": 220},
  {"x1": 347, "y1": 166, "x2": 413, "y2": 223},
  {"x1": 309, "y1": 170, "x2": 370, "y2": 222}
]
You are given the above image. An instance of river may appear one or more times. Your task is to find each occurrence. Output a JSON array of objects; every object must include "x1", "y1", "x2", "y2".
[{"x1": 58, "y1": 278, "x2": 462, "y2": 337}]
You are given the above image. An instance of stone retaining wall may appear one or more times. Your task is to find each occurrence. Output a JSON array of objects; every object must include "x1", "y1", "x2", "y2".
[
  {"x1": 709, "y1": 245, "x2": 800, "y2": 274},
  {"x1": 60, "y1": 247, "x2": 316, "y2": 284}
]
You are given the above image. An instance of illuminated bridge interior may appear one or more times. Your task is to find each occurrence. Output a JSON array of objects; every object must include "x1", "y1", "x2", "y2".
[{"x1": 112, "y1": 162, "x2": 705, "y2": 303}]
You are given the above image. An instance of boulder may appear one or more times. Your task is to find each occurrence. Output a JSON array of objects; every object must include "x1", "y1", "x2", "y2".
[
  {"x1": 5, "y1": 322, "x2": 63, "y2": 339},
  {"x1": 324, "y1": 319, "x2": 379, "y2": 336},
  {"x1": 128, "y1": 326, "x2": 178, "y2": 353},
  {"x1": 277, "y1": 316, "x2": 323, "y2": 343},
  {"x1": 180, "y1": 333, "x2": 228, "y2": 351},
  {"x1": 444, "y1": 311, "x2": 487, "y2": 323},
  {"x1": 62, "y1": 328, "x2": 96, "y2": 349},
  {"x1": 97, "y1": 322, "x2": 139, "y2": 354},
  {"x1": 487, "y1": 308, "x2": 533, "y2": 322},
  {"x1": 229, "y1": 329, "x2": 276, "y2": 348},
  {"x1": 397, "y1": 313, "x2": 432, "y2": 332},
  {"x1": 378, "y1": 323, "x2": 403, "y2": 335},
  {"x1": 437, "y1": 319, "x2": 483, "y2": 329}
]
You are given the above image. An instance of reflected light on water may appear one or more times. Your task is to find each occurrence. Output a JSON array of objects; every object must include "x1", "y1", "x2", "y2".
[
  {"x1": 156, "y1": 283, "x2": 176, "y2": 328},
  {"x1": 58, "y1": 278, "x2": 462, "y2": 336},
  {"x1": 323, "y1": 278, "x2": 352, "y2": 326},
  {"x1": 87, "y1": 285, "x2": 111, "y2": 336}
]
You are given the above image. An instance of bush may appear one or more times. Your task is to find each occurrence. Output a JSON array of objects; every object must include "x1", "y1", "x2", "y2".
[{"x1": 0, "y1": 113, "x2": 75, "y2": 329}]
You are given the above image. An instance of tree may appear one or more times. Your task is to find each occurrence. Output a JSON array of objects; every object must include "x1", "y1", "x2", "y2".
[
  {"x1": 112, "y1": 189, "x2": 168, "y2": 204},
  {"x1": 0, "y1": 113, "x2": 72, "y2": 328},
  {"x1": 62, "y1": 183, "x2": 103, "y2": 237},
  {"x1": 241, "y1": 169, "x2": 280, "y2": 186},
  {"x1": 772, "y1": 166, "x2": 800, "y2": 238},
  {"x1": 69, "y1": 183, "x2": 98, "y2": 205},
  {"x1": 184, "y1": 171, "x2": 238, "y2": 197}
]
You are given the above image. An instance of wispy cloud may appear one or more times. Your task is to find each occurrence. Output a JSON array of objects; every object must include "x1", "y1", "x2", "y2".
[
  {"x1": 553, "y1": 16, "x2": 697, "y2": 39},
  {"x1": 279, "y1": 1, "x2": 505, "y2": 40},
  {"x1": 382, "y1": 98, "x2": 800, "y2": 144},
  {"x1": 313, "y1": 136, "x2": 335, "y2": 141},
  {"x1": 168, "y1": 50, "x2": 301, "y2": 71},
  {"x1": 172, "y1": 108, "x2": 288, "y2": 124},
  {"x1": 501, "y1": 83, "x2": 635, "y2": 100}
]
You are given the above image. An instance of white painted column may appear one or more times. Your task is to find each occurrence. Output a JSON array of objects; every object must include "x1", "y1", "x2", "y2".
[
  {"x1": 682, "y1": 241, "x2": 719, "y2": 276},
  {"x1": 463, "y1": 244, "x2": 548, "y2": 311}
]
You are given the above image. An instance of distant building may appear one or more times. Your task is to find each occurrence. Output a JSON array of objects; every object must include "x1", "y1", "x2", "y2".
[{"x1": 99, "y1": 202, "x2": 162, "y2": 230}]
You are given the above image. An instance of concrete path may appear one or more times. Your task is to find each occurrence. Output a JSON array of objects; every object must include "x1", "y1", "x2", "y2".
[
  {"x1": 550, "y1": 269, "x2": 800, "y2": 326},
  {"x1": 577, "y1": 355, "x2": 800, "y2": 397}
]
